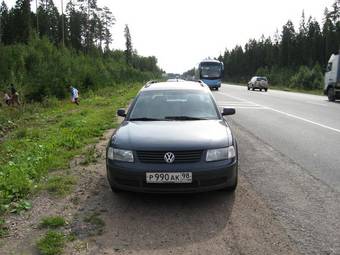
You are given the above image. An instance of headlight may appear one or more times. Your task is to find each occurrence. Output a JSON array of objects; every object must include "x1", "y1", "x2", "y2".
[
  {"x1": 206, "y1": 146, "x2": 236, "y2": 162},
  {"x1": 108, "y1": 147, "x2": 134, "y2": 162}
]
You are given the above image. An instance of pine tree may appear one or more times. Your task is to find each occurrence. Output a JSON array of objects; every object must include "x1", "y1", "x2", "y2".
[
  {"x1": 66, "y1": 0, "x2": 82, "y2": 50},
  {"x1": 37, "y1": 0, "x2": 60, "y2": 44},
  {"x1": 0, "y1": 1, "x2": 8, "y2": 44},
  {"x1": 13, "y1": 0, "x2": 31, "y2": 43},
  {"x1": 124, "y1": 24, "x2": 133, "y2": 65},
  {"x1": 101, "y1": 6, "x2": 114, "y2": 51}
]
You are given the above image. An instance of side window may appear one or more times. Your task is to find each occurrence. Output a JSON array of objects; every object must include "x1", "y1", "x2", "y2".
[{"x1": 327, "y1": 62, "x2": 332, "y2": 72}]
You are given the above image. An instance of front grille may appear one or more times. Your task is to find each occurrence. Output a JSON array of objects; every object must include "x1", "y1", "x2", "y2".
[{"x1": 136, "y1": 150, "x2": 202, "y2": 164}]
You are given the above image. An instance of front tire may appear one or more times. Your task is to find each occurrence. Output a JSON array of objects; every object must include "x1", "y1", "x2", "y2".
[
  {"x1": 247, "y1": 86, "x2": 250, "y2": 90},
  {"x1": 328, "y1": 87, "x2": 336, "y2": 102},
  {"x1": 215, "y1": 87, "x2": 219, "y2": 91},
  {"x1": 110, "y1": 183, "x2": 122, "y2": 193},
  {"x1": 252, "y1": 87, "x2": 255, "y2": 91},
  {"x1": 265, "y1": 88, "x2": 268, "y2": 92}
]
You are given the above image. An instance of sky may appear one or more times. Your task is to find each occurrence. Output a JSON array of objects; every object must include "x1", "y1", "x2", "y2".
[{"x1": 5, "y1": 0, "x2": 336, "y2": 73}]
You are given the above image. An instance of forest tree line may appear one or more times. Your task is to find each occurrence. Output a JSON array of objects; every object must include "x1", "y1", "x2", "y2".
[
  {"x1": 218, "y1": 0, "x2": 340, "y2": 90},
  {"x1": 0, "y1": 0, "x2": 162, "y2": 101}
]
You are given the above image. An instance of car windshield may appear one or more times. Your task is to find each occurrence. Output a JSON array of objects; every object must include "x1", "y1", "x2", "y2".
[
  {"x1": 200, "y1": 62, "x2": 222, "y2": 78},
  {"x1": 256, "y1": 77, "x2": 267, "y2": 81},
  {"x1": 129, "y1": 90, "x2": 219, "y2": 121}
]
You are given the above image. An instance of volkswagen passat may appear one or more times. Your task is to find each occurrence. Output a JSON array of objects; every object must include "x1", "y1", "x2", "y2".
[{"x1": 106, "y1": 81, "x2": 238, "y2": 193}]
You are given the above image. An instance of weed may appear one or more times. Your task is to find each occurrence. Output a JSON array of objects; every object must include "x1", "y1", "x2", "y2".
[
  {"x1": 0, "y1": 219, "x2": 8, "y2": 238},
  {"x1": 84, "y1": 212, "x2": 105, "y2": 235},
  {"x1": 36, "y1": 230, "x2": 65, "y2": 255},
  {"x1": 40, "y1": 216, "x2": 66, "y2": 229},
  {"x1": 81, "y1": 146, "x2": 98, "y2": 165},
  {"x1": 10, "y1": 200, "x2": 32, "y2": 214},
  {"x1": 44, "y1": 175, "x2": 77, "y2": 196},
  {"x1": 14, "y1": 128, "x2": 27, "y2": 139}
]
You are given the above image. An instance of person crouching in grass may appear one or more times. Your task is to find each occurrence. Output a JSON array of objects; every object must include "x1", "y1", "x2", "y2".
[
  {"x1": 3, "y1": 90, "x2": 11, "y2": 106},
  {"x1": 70, "y1": 86, "x2": 79, "y2": 105}
]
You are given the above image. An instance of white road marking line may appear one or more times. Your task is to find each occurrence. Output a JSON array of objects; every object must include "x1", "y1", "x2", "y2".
[{"x1": 216, "y1": 92, "x2": 340, "y2": 134}]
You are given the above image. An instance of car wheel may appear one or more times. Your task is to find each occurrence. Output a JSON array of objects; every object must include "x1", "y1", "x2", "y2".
[
  {"x1": 260, "y1": 88, "x2": 262, "y2": 91},
  {"x1": 247, "y1": 86, "x2": 250, "y2": 90},
  {"x1": 328, "y1": 87, "x2": 336, "y2": 102},
  {"x1": 265, "y1": 88, "x2": 268, "y2": 92},
  {"x1": 252, "y1": 87, "x2": 255, "y2": 91},
  {"x1": 215, "y1": 87, "x2": 219, "y2": 91},
  {"x1": 110, "y1": 184, "x2": 121, "y2": 193}
]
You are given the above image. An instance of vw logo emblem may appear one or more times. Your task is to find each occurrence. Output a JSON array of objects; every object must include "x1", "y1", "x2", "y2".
[{"x1": 164, "y1": 152, "x2": 175, "y2": 164}]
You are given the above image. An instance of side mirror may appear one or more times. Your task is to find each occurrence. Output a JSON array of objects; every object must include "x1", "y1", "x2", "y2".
[
  {"x1": 117, "y1": 109, "x2": 126, "y2": 117},
  {"x1": 221, "y1": 108, "x2": 235, "y2": 116}
]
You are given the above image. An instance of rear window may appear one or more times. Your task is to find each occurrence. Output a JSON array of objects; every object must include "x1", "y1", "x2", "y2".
[{"x1": 256, "y1": 77, "x2": 267, "y2": 81}]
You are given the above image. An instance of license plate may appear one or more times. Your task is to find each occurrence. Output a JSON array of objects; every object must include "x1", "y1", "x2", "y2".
[{"x1": 146, "y1": 172, "x2": 192, "y2": 183}]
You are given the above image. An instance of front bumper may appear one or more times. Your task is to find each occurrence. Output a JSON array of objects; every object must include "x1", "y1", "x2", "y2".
[
  {"x1": 106, "y1": 159, "x2": 237, "y2": 193},
  {"x1": 253, "y1": 84, "x2": 268, "y2": 89},
  {"x1": 201, "y1": 79, "x2": 222, "y2": 88}
]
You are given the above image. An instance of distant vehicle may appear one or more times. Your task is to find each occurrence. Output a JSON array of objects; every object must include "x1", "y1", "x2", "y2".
[
  {"x1": 195, "y1": 60, "x2": 224, "y2": 90},
  {"x1": 106, "y1": 81, "x2": 238, "y2": 193},
  {"x1": 324, "y1": 53, "x2": 340, "y2": 102},
  {"x1": 247, "y1": 76, "x2": 268, "y2": 92}
]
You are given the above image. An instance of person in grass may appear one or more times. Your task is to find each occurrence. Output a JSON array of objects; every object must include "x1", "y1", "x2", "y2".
[
  {"x1": 9, "y1": 84, "x2": 20, "y2": 106},
  {"x1": 3, "y1": 90, "x2": 11, "y2": 106},
  {"x1": 70, "y1": 86, "x2": 79, "y2": 105}
]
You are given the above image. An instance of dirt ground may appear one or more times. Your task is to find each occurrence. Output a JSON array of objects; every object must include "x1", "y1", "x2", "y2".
[{"x1": 0, "y1": 127, "x2": 302, "y2": 255}]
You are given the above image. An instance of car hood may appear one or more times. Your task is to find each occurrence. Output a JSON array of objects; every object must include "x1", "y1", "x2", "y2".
[{"x1": 112, "y1": 120, "x2": 232, "y2": 151}]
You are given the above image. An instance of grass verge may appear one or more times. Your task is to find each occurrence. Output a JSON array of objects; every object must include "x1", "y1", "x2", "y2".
[{"x1": 0, "y1": 84, "x2": 140, "y2": 219}]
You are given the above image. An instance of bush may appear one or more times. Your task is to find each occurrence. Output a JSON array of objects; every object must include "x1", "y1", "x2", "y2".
[
  {"x1": 255, "y1": 64, "x2": 324, "y2": 90},
  {"x1": 0, "y1": 37, "x2": 161, "y2": 102},
  {"x1": 290, "y1": 64, "x2": 323, "y2": 89}
]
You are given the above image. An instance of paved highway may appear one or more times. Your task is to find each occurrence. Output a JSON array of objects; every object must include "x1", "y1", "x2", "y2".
[{"x1": 214, "y1": 84, "x2": 340, "y2": 255}]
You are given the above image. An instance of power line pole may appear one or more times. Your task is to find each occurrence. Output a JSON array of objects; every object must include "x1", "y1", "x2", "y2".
[{"x1": 61, "y1": 0, "x2": 65, "y2": 47}]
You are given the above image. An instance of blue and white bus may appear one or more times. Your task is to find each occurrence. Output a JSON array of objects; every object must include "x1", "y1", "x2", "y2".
[{"x1": 196, "y1": 60, "x2": 224, "y2": 90}]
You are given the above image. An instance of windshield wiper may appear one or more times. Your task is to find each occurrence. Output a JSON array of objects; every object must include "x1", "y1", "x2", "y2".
[
  {"x1": 129, "y1": 117, "x2": 163, "y2": 121},
  {"x1": 164, "y1": 116, "x2": 208, "y2": 120}
]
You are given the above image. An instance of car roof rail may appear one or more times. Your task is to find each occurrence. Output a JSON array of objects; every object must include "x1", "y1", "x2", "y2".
[
  {"x1": 197, "y1": 80, "x2": 205, "y2": 87},
  {"x1": 144, "y1": 80, "x2": 158, "y2": 88}
]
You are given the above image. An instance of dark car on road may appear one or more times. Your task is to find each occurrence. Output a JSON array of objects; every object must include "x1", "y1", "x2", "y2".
[{"x1": 106, "y1": 81, "x2": 238, "y2": 193}]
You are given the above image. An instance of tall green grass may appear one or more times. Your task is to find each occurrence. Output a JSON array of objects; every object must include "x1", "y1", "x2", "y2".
[{"x1": 0, "y1": 84, "x2": 140, "y2": 215}]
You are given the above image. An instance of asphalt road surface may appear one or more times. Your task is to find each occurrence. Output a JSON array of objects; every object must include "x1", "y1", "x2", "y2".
[{"x1": 214, "y1": 84, "x2": 340, "y2": 255}]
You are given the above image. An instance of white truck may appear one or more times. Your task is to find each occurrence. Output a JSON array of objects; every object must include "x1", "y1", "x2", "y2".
[{"x1": 324, "y1": 53, "x2": 340, "y2": 101}]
